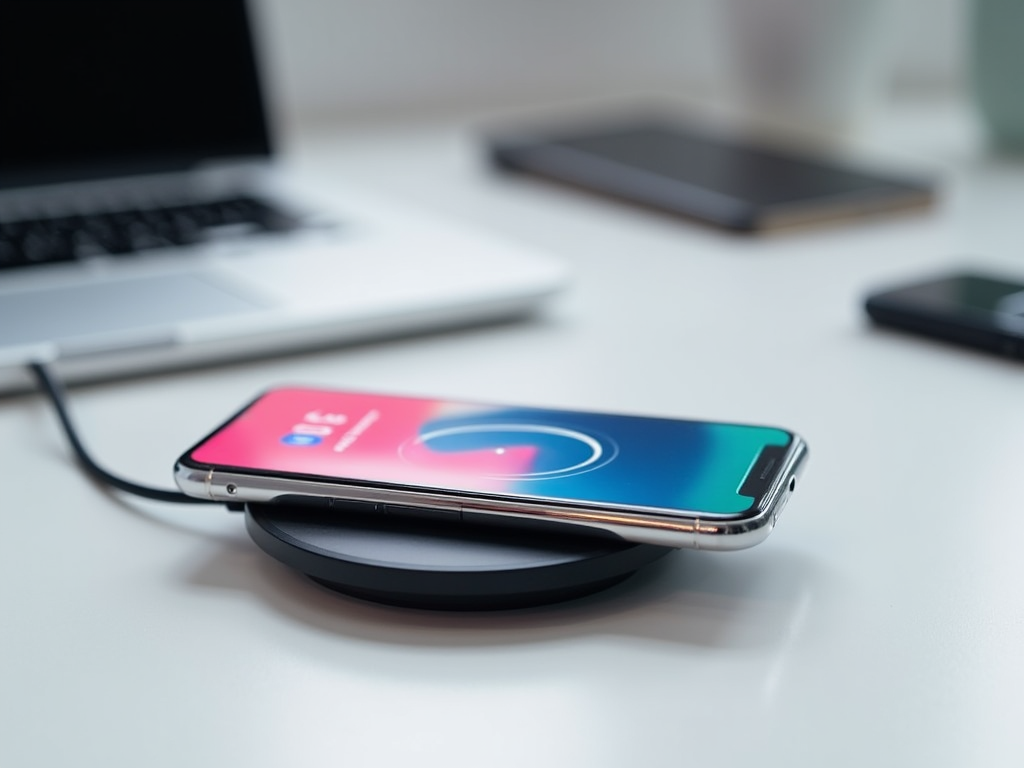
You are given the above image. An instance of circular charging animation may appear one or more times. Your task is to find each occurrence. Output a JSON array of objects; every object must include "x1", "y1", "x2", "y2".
[
  {"x1": 245, "y1": 502, "x2": 672, "y2": 611},
  {"x1": 399, "y1": 423, "x2": 618, "y2": 481}
]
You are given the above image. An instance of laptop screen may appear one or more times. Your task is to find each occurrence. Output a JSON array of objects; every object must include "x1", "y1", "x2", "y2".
[{"x1": 0, "y1": 0, "x2": 271, "y2": 189}]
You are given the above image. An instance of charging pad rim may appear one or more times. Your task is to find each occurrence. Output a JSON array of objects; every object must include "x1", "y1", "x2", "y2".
[{"x1": 244, "y1": 503, "x2": 673, "y2": 610}]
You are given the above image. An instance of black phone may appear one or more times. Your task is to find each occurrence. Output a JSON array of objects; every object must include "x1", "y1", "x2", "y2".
[
  {"x1": 488, "y1": 119, "x2": 934, "y2": 233},
  {"x1": 864, "y1": 270, "x2": 1024, "y2": 359}
]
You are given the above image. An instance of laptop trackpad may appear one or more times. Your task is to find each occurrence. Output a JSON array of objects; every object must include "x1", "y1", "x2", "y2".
[{"x1": 1, "y1": 272, "x2": 267, "y2": 355}]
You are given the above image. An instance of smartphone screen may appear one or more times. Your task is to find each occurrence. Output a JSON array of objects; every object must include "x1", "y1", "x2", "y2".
[{"x1": 181, "y1": 388, "x2": 795, "y2": 516}]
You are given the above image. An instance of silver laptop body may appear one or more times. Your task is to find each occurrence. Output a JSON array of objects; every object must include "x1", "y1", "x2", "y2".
[{"x1": 0, "y1": 0, "x2": 566, "y2": 392}]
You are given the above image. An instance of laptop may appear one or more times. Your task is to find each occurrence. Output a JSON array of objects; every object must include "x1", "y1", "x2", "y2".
[{"x1": 0, "y1": 0, "x2": 567, "y2": 393}]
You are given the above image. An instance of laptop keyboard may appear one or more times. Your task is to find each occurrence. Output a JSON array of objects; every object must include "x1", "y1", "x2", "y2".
[{"x1": 0, "y1": 195, "x2": 301, "y2": 270}]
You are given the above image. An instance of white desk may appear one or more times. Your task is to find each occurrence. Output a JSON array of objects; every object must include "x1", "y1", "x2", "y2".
[{"x1": 4, "y1": 95, "x2": 1024, "y2": 766}]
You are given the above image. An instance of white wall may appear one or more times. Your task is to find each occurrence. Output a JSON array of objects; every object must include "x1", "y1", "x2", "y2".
[{"x1": 251, "y1": 0, "x2": 968, "y2": 124}]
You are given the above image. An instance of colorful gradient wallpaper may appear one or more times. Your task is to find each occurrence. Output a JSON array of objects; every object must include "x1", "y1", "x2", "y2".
[{"x1": 188, "y1": 388, "x2": 792, "y2": 515}]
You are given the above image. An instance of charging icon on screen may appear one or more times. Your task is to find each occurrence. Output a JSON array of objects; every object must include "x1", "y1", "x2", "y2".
[
  {"x1": 400, "y1": 423, "x2": 618, "y2": 480},
  {"x1": 281, "y1": 433, "x2": 323, "y2": 447}
]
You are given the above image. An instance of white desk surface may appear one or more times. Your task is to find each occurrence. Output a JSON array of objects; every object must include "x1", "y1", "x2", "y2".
[{"x1": 4, "y1": 95, "x2": 1024, "y2": 767}]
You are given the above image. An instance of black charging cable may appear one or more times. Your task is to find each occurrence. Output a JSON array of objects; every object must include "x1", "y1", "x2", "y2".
[{"x1": 28, "y1": 361, "x2": 216, "y2": 505}]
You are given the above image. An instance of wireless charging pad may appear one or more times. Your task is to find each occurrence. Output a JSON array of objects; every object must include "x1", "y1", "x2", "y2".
[{"x1": 244, "y1": 503, "x2": 673, "y2": 610}]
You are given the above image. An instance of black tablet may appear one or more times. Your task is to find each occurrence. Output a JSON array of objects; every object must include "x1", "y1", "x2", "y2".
[{"x1": 489, "y1": 120, "x2": 935, "y2": 233}]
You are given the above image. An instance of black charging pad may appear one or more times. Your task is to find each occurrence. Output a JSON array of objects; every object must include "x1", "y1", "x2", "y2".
[{"x1": 244, "y1": 503, "x2": 673, "y2": 610}]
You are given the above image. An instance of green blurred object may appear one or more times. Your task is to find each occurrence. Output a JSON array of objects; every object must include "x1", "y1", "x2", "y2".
[{"x1": 972, "y1": 0, "x2": 1024, "y2": 152}]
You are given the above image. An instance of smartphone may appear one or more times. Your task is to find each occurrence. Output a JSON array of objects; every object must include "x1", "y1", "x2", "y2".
[
  {"x1": 864, "y1": 270, "x2": 1024, "y2": 359},
  {"x1": 489, "y1": 119, "x2": 934, "y2": 233},
  {"x1": 174, "y1": 387, "x2": 808, "y2": 549}
]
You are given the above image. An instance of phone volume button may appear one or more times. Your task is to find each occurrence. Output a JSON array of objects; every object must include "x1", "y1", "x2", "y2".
[
  {"x1": 327, "y1": 498, "x2": 380, "y2": 515},
  {"x1": 381, "y1": 504, "x2": 462, "y2": 523}
]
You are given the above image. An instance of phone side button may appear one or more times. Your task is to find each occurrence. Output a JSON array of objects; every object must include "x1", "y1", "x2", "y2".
[
  {"x1": 328, "y1": 499, "x2": 381, "y2": 516},
  {"x1": 381, "y1": 504, "x2": 462, "y2": 524}
]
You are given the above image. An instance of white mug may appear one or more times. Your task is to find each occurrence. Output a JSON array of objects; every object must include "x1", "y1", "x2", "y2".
[{"x1": 714, "y1": 0, "x2": 895, "y2": 137}]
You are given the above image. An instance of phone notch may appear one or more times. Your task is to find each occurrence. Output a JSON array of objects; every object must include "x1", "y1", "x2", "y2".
[{"x1": 738, "y1": 444, "x2": 791, "y2": 502}]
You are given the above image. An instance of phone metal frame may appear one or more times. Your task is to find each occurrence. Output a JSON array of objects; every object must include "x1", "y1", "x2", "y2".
[{"x1": 175, "y1": 436, "x2": 808, "y2": 550}]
